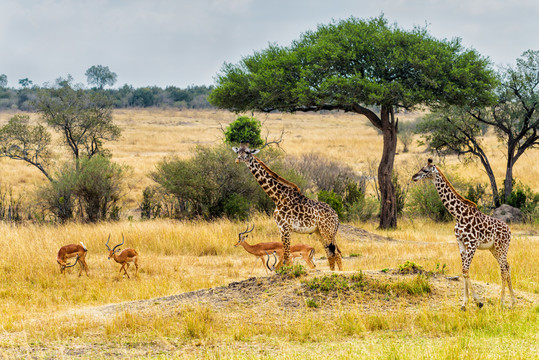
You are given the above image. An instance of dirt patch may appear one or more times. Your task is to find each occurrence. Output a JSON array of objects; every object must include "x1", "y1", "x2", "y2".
[{"x1": 78, "y1": 269, "x2": 539, "y2": 320}]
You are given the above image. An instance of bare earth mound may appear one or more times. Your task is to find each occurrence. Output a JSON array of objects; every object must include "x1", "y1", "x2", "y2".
[{"x1": 81, "y1": 268, "x2": 538, "y2": 320}]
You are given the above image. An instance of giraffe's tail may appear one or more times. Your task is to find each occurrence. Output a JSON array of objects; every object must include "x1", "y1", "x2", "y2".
[{"x1": 326, "y1": 244, "x2": 336, "y2": 257}]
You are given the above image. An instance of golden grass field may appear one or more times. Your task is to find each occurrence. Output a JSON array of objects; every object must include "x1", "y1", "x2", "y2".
[{"x1": 0, "y1": 109, "x2": 537, "y2": 359}]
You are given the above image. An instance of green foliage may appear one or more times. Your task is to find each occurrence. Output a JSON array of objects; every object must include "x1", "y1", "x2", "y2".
[
  {"x1": 0, "y1": 74, "x2": 7, "y2": 88},
  {"x1": 85, "y1": 65, "x2": 117, "y2": 89},
  {"x1": 500, "y1": 180, "x2": 539, "y2": 223},
  {"x1": 275, "y1": 264, "x2": 307, "y2": 278},
  {"x1": 35, "y1": 76, "x2": 120, "y2": 160},
  {"x1": 304, "y1": 298, "x2": 319, "y2": 308},
  {"x1": 0, "y1": 114, "x2": 52, "y2": 180},
  {"x1": 407, "y1": 180, "x2": 452, "y2": 222},
  {"x1": 140, "y1": 186, "x2": 163, "y2": 220},
  {"x1": 222, "y1": 193, "x2": 250, "y2": 220},
  {"x1": 398, "y1": 261, "x2": 423, "y2": 274},
  {"x1": 151, "y1": 145, "x2": 286, "y2": 219},
  {"x1": 73, "y1": 156, "x2": 128, "y2": 222},
  {"x1": 317, "y1": 190, "x2": 344, "y2": 220},
  {"x1": 303, "y1": 272, "x2": 365, "y2": 292},
  {"x1": 37, "y1": 163, "x2": 77, "y2": 222},
  {"x1": 392, "y1": 172, "x2": 409, "y2": 216},
  {"x1": 224, "y1": 116, "x2": 264, "y2": 148},
  {"x1": 37, "y1": 156, "x2": 128, "y2": 222},
  {"x1": 210, "y1": 15, "x2": 496, "y2": 113}
]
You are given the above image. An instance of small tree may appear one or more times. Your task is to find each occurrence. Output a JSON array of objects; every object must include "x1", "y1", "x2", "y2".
[
  {"x1": 73, "y1": 155, "x2": 128, "y2": 222},
  {"x1": 85, "y1": 65, "x2": 117, "y2": 89},
  {"x1": 18, "y1": 78, "x2": 33, "y2": 88},
  {"x1": 35, "y1": 76, "x2": 121, "y2": 165},
  {"x1": 224, "y1": 116, "x2": 264, "y2": 147},
  {"x1": 0, "y1": 74, "x2": 7, "y2": 88}
]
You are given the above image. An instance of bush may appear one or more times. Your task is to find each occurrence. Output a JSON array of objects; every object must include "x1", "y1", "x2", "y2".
[
  {"x1": 500, "y1": 180, "x2": 539, "y2": 223},
  {"x1": 407, "y1": 181, "x2": 451, "y2": 222},
  {"x1": 318, "y1": 190, "x2": 344, "y2": 219},
  {"x1": 150, "y1": 145, "x2": 299, "y2": 219},
  {"x1": 224, "y1": 116, "x2": 264, "y2": 147},
  {"x1": 285, "y1": 153, "x2": 359, "y2": 195}
]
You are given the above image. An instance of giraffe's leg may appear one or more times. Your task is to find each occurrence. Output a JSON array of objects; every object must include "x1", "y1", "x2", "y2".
[
  {"x1": 459, "y1": 242, "x2": 481, "y2": 310},
  {"x1": 276, "y1": 226, "x2": 291, "y2": 269},
  {"x1": 490, "y1": 248, "x2": 516, "y2": 308}
]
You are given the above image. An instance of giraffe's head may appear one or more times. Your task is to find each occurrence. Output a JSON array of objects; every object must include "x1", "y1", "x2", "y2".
[
  {"x1": 232, "y1": 143, "x2": 260, "y2": 164},
  {"x1": 412, "y1": 159, "x2": 438, "y2": 182}
]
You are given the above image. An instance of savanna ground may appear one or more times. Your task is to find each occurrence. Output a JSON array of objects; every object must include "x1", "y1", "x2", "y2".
[{"x1": 0, "y1": 109, "x2": 538, "y2": 359}]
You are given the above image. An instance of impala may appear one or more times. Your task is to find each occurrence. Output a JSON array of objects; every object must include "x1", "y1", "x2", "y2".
[
  {"x1": 235, "y1": 225, "x2": 316, "y2": 273},
  {"x1": 57, "y1": 242, "x2": 89, "y2": 276},
  {"x1": 105, "y1": 234, "x2": 139, "y2": 279}
]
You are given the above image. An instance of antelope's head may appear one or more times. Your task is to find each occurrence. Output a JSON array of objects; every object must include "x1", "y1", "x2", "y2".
[
  {"x1": 105, "y1": 233, "x2": 125, "y2": 259},
  {"x1": 412, "y1": 159, "x2": 438, "y2": 182},
  {"x1": 232, "y1": 142, "x2": 260, "y2": 164},
  {"x1": 235, "y1": 224, "x2": 254, "y2": 247}
]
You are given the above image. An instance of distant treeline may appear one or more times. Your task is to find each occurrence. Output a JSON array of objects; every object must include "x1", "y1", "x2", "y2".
[{"x1": 0, "y1": 84, "x2": 214, "y2": 111}]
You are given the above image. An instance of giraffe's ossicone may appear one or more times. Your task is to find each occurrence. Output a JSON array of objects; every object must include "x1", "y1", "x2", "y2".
[
  {"x1": 412, "y1": 159, "x2": 516, "y2": 310},
  {"x1": 233, "y1": 144, "x2": 342, "y2": 271}
]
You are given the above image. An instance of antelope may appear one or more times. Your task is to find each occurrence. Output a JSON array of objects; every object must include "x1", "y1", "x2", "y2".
[
  {"x1": 105, "y1": 234, "x2": 139, "y2": 279},
  {"x1": 57, "y1": 242, "x2": 89, "y2": 276},
  {"x1": 235, "y1": 225, "x2": 316, "y2": 273}
]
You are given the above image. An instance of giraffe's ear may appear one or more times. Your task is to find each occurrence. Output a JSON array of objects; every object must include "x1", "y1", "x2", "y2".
[
  {"x1": 250, "y1": 149, "x2": 260, "y2": 155},
  {"x1": 232, "y1": 147, "x2": 240, "y2": 153}
]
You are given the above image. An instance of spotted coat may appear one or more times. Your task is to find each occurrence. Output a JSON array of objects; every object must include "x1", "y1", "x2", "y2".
[
  {"x1": 412, "y1": 159, "x2": 515, "y2": 309},
  {"x1": 233, "y1": 145, "x2": 342, "y2": 270}
]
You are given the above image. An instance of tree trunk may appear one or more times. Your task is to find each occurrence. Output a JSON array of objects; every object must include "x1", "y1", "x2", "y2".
[
  {"x1": 476, "y1": 149, "x2": 500, "y2": 207},
  {"x1": 504, "y1": 142, "x2": 516, "y2": 202},
  {"x1": 378, "y1": 106, "x2": 398, "y2": 229}
]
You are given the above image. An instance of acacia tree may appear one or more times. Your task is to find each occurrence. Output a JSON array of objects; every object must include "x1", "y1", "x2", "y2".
[
  {"x1": 209, "y1": 16, "x2": 497, "y2": 228},
  {"x1": 418, "y1": 50, "x2": 538, "y2": 206},
  {"x1": 85, "y1": 65, "x2": 117, "y2": 89}
]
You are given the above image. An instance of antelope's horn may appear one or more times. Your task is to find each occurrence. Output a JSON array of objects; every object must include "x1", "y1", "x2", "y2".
[
  {"x1": 112, "y1": 233, "x2": 125, "y2": 252},
  {"x1": 105, "y1": 234, "x2": 112, "y2": 250},
  {"x1": 265, "y1": 250, "x2": 277, "y2": 272},
  {"x1": 64, "y1": 255, "x2": 80, "y2": 268}
]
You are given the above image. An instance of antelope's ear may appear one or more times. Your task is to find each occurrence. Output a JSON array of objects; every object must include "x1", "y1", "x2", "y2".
[
  {"x1": 250, "y1": 149, "x2": 260, "y2": 155},
  {"x1": 232, "y1": 147, "x2": 240, "y2": 153}
]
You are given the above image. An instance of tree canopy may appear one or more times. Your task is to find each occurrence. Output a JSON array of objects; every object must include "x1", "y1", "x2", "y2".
[
  {"x1": 419, "y1": 50, "x2": 538, "y2": 205},
  {"x1": 85, "y1": 65, "x2": 118, "y2": 89},
  {"x1": 209, "y1": 15, "x2": 497, "y2": 228}
]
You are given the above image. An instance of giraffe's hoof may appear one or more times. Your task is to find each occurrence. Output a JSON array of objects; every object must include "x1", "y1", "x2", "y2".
[
  {"x1": 477, "y1": 302, "x2": 484, "y2": 308},
  {"x1": 460, "y1": 305, "x2": 466, "y2": 311}
]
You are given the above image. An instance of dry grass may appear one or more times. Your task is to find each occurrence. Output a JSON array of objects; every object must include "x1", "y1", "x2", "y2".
[
  {"x1": 1, "y1": 108, "x2": 537, "y2": 212},
  {"x1": 0, "y1": 108, "x2": 538, "y2": 358}
]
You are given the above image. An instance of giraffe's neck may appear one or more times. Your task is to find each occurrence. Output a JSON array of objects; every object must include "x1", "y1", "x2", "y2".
[
  {"x1": 245, "y1": 156, "x2": 291, "y2": 205},
  {"x1": 433, "y1": 171, "x2": 474, "y2": 220}
]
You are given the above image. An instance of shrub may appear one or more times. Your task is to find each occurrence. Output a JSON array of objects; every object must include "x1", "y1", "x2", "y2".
[
  {"x1": 285, "y1": 153, "x2": 358, "y2": 195},
  {"x1": 224, "y1": 116, "x2": 264, "y2": 148},
  {"x1": 150, "y1": 145, "x2": 300, "y2": 219},
  {"x1": 73, "y1": 156, "x2": 128, "y2": 222},
  {"x1": 318, "y1": 190, "x2": 344, "y2": 219},
  {"x1": 407, "y1": 181, "x2": 451, "y2": 222}
]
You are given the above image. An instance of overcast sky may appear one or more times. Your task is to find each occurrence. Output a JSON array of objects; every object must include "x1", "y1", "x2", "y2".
[{"x1": 1, "y1": 0, "x2": 537, "y2": 89}]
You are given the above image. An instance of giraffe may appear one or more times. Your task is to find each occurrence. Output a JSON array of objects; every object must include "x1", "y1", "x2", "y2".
[
  {"x1": 233, "y1": 143, "x2": 342, "y2": 270},
  {"x1": 412, "y1": 159, "x2": 516, "y2": 310}
]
